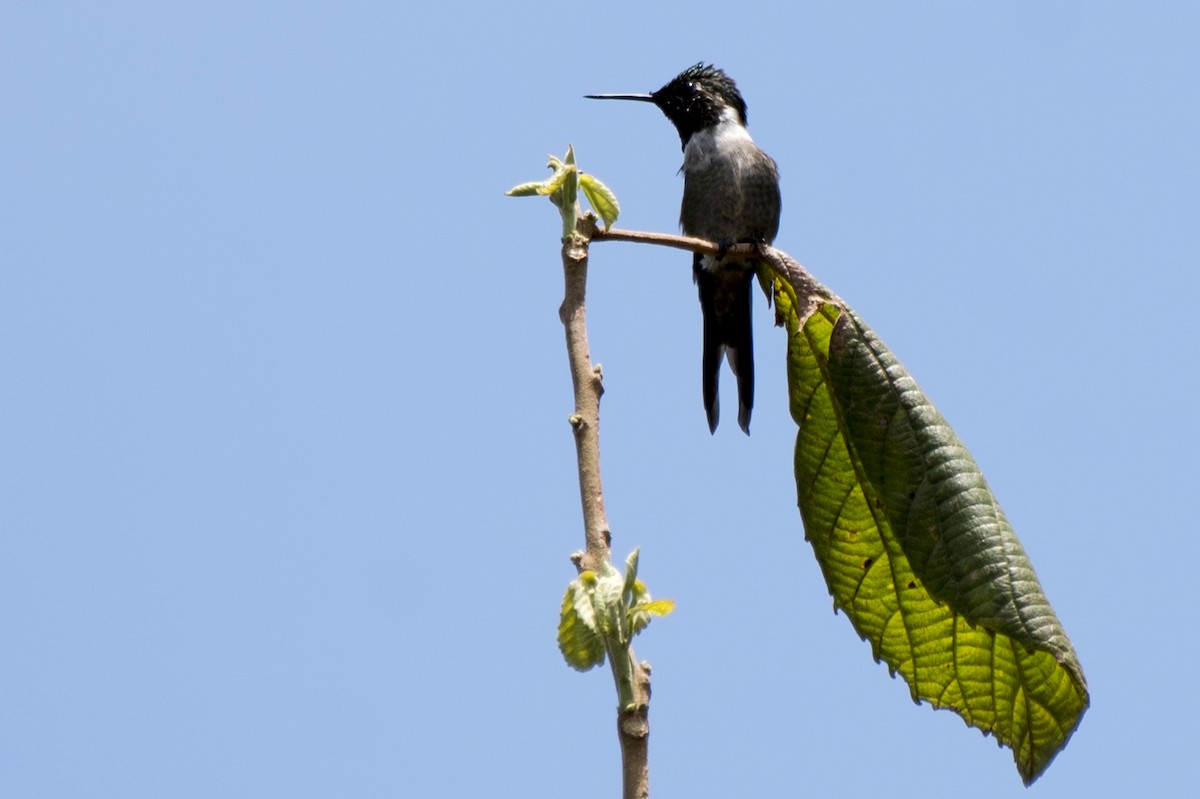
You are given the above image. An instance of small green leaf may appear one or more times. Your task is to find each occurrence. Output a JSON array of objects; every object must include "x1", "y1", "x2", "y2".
[
  {"x1": 551, "y1": 157, "x2": 581, "y2": 238},
  {"x1": 505, "y1": 181, "x2": 545, "y2": 197},
  {"x1": 637, "y1": 599, "x2": 675, "y2": 618},
  {"x1": 629, "y1": 596, "x2": 675, "y2": 637},
  {"x1": 621, "y1": 547, "x2": 640, "y2": 603},
  {"x1": 591, "y1": 561, "x2": 626, "y2": 641},
  {"x1": 557, "y1": 574, "x2": 606, "y2": 671},
  {"x1": 579, "y1": 173, "x2": 620, "y2": 229},
  {"x1": 541, "y1": 166, "x2": 571, "y2": 198}
]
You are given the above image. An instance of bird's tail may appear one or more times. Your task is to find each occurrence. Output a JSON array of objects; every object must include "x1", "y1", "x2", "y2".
[{"x1": 695, "y1": 257, "x2": 755, "y2": 435}]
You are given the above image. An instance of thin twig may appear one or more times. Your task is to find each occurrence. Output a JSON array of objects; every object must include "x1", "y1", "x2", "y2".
[
  {"x1": 559, "y1": 220, "x2": 651, "y2": 799},
  {"x1": 593, "y1": 223, "x2": 836, "y2": 314},
  {"x1": 592, "y1": 227, "x2": 720, "y2": 255},
  {"x1": 592, "y1": 226, "x2": 753, "y2": 258},
  {"x1": 559, "y1": 230, "x2": 611, "y2": 570}
]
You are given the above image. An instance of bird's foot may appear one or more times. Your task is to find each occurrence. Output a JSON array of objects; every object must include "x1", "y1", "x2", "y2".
[{"x1": 715, "y1": 239, "x2": 734, "y2": 261}]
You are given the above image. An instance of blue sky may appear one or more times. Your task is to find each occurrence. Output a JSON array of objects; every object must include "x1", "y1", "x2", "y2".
[{"x1": 3, "y1": 2, "x2": 1196, "y2": 797}]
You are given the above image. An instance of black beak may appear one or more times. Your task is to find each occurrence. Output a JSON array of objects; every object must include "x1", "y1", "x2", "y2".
[{"x1": 584, "y1": 93, "x2": 656, "y2": 103}]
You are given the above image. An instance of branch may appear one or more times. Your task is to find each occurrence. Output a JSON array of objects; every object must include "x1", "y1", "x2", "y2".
[
  {"x1": 559, "y1": 227, "x2": 612, "y2": 570},
  {"x1": 559, "y1": 220, "x2": 651, "y2": 799},
  {"x1": 591, "y1": 226, "x2": 721, "y2": 256},
  {"x1": 593, "y1": 223, "x2": 836, "y2": 320}
]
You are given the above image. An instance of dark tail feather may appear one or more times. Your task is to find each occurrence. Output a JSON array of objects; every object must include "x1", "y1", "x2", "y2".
[
  {"x1": 729, "y1": 270, "x2": 755, "y2": 435},
  {"x1": 695, "y1": 257, "x2": 755, "y2": 435},
  {"x1": 701, "y1": 314, "x2": 723, "y2": 434}
]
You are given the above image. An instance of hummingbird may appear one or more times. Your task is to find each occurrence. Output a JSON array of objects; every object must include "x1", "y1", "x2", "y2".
[{"x1": 588, "y1": 63, "x2": 781, "y2": 434}]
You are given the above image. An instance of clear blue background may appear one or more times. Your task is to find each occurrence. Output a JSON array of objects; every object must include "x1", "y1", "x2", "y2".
[{"x1": 3, "y1": 2, "x2": 1195, "y2": 796}]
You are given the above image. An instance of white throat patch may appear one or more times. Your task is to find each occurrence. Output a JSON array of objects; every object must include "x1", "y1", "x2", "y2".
[{"x1": 682, "y1": 107, "x2": 755, "y2": 173}]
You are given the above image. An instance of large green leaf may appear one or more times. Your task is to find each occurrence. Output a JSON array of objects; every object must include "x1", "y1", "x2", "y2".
[{"x1": 773, "y1": 267, "x2": 1088, "y2": 785}]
